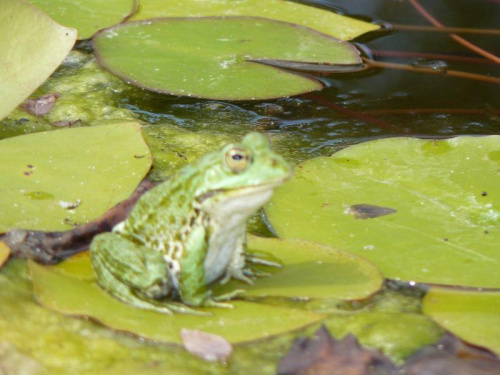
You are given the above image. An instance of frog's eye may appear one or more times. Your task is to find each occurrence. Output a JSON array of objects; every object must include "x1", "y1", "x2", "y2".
[{"x1": 224, "y1": 148, "x2": 251, "y2": 173}]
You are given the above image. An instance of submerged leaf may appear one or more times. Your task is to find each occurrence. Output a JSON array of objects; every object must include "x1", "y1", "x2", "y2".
[
  {"x1": 0, "y1": 0, "x2": 76, "y2": 121},
  {"x1": 93, "y1": 17, "x2": 362, "y2": 100},
  {"x1": 0, "y1": 123, "x2": 151, "y2": 232},
  {"x1": 267, "y1": 136, "x2": 500, "y2": 287},
  {"x1": 423, "y1": 288, "x2": 500, "y2": 356},
  {"x1": 130, "y1": 0, "x2": 379, "y2": 41},
  {"x1": 278, "y1": 326, "x2": 396, "y2": 375},
  {"x1": 214, "y1": 236, "x2": 383, "y2": 300},
  {"x1": 28, "y1": 259, "x2": 325, "y2": 344},
  {"x1": 27, "y1": 0, "x2": 137, "y2": 40}
]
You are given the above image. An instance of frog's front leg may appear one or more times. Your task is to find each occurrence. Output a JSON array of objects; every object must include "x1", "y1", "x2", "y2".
[
  {"x1": 178, "y1": 224, "x2": 232, "y2": 309},
  {"x1": 90, "y1": 232, "x2": 201, "y2": 315},
  {"x1": 221, "y1": 235, "x2": 283, "y2": 285},
  {"x1": 220, "y1": 231, "x2": 253, "y2": 285}
]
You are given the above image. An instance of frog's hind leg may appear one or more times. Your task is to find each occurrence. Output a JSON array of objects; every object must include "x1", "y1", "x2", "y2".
[{"x1": 90, "y1": 233, "x2": 206, "y2": 315}]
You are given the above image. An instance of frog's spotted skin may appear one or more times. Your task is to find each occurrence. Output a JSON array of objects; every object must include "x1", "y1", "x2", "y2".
[{"x1": 90, "y1": 132, "x2": 291, "y2": 314}]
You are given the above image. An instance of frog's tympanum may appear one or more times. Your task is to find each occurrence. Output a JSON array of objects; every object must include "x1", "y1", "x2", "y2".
[{"x1": 90, "y1": 133, "x2": 291, "y2": 314}]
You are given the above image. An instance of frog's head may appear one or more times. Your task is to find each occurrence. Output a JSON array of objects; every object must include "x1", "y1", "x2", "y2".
[{"x1": 194, "y1": 132, "x2": 292, "y2": 216}]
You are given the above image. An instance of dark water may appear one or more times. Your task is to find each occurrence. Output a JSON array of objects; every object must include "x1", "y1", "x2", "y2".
[{"x1": 119, "y1": 0, "x2": 499, "y2": 159}]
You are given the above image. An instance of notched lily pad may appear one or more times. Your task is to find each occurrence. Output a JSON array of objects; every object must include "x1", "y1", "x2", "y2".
[
  {"x1": 93, "y1": 17, "x2": 362, "y2": 100},
  {"x1": 423, "y1": 287, "x2": 500, "y2": 356},
  {"x1": 130, "y1": 0, "x2": 379, "y2": 41},
  {"x1": 213, "y1": 235, "x2": 383, "y2": 300},
  {"x1": 0, "y1": 0, "x2": 76, "y2": 121},
  {"x1": 0, "y1": 123, "x2": 152, "y2": 232},
  {"x1": 28, "y1": 259, "x2": 325, "y2": 344},
  {"x1": 27, "y1": 0, "x2": 137, "y2": 40},
  {"x1": 267, "y1": 136, "x2": 500, "y2": 288}
]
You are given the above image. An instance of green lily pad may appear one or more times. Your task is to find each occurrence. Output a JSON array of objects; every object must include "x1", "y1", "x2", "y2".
[
  {"x1": 130, "y1": 0, "x2": 379, "y2": 41},
  {"x1": 28, "y1": 260, "x2": 325, "y2": 344},
  {"x1": 423, "y1": 288, "x2": 500, "y2": 355},
  {"x1": 214, "y1": 235, "x2": 383, "y2": 300},
  {"x1": 0, "y1": 0, "x2": 76, "y2": 121},
  {"x1": 93, "y1": 17, "x2": 362, "y2": 100},
  {"x1": 27, "y1": 0, "x2": 137, "y2": 40},
  {"x1": 266, "y1": 136, "x2": 500, "y2": 287},
  {"x1": 0, "y1": 123, "x2": 151, "y2": 232}
]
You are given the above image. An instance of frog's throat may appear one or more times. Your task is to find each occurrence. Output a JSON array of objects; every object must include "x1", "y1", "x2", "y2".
[
  {"x1": 195, "y1": 178, "x2": 287, "y2": 204},
  {"x1": 202, "y1": 183, "x2": 278, "y2": 284}
]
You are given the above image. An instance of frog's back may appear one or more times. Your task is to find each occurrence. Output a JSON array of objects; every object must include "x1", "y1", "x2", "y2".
[{"x1": 119, "y1": 159, "x2": 212, "y2": 248}]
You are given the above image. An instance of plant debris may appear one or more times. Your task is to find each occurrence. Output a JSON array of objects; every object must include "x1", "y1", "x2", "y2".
[
  {"x1": 21, "y1": 93, "x2": 59, "y2": 117},
  {"x1": 278, "y1": 327, "x2": 500, "y2": 375},
  {"x1": 180, "y1": 329, "x2": 233, "y2": 362},
  {"x1": 346, "y1": 204, "x2": 397, "y2": 219}
]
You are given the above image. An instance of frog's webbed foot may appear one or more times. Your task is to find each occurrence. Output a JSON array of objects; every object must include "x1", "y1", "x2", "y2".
[
  {"x1": 245, "y1": 253, "x2": 282, "y2": 268},
  {"x1": 219, "y1": 268, "x2": 254, "y2": 285},
  {"x1": 243, "y1": 267, "x2": 271, "y2": 278},
  {"x1": 211, "y1": 289, "x2": 247, "y2": 302},
  {"x1": 149, "y1": 300, "x2": 210, "y2": 316}
]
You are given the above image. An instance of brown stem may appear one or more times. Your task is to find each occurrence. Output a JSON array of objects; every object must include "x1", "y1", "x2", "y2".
[
  {"x1": 408, "y1": 0, "x2": 500, "y2": 64},
  {"x1": 363, "y1": 58, "x2": 500, "y2": 84},
  {"x1": 373, "y1": 50, "x2": 495, "y2": 66},
  {"x1": 362, "y1": 108, "x2": 500, "y2": 116},
  {"x1": 392, "y1": 24, "x2": 500, "y2": 36}
]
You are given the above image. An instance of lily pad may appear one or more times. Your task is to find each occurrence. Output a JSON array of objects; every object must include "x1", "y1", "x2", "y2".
[
  {"x1": 28, "y1": 260, "x2": 325, "y2": 344},
  {"x1": 423, "y1": 287, "x2": 500, "y2": 356},
  {"x1": 130, "y1": 0, "x2": 379, "y2": 41},
  {"x1": 0, "y1": 123, "x2": 151, "y2": 232},
  {"x1": 266, "y1": 136, "x2": 500, "y2": 287},
  {"x1": 93, "y1": 17, "x2": 362, "y2": 100},
  {"x1": 0, "y1": 0, "x2": 76, "y2": 121},
  {"x1": 214, "y1": 235, "x2": 383, "y2": 300},
  {"x1": 27, "y1": 0, "x2": 137, "y2": 40},
  {"x1": 0, "y1": 242, "x2": 10, "y2": 268}
]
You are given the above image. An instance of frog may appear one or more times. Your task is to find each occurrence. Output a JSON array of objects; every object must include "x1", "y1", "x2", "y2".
[{"x1": 90, "y1": 132, "x2": 292, "y2": 314}]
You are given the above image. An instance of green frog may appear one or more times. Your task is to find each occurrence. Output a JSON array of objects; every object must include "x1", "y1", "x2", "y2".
[{"x1": 90, "y1": 132, "x2": 291, "y2": 314}]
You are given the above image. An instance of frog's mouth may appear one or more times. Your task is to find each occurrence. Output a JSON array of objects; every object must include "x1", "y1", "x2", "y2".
[{"x1": 196, "y1": 177, "x2": 287, "y2": 203}]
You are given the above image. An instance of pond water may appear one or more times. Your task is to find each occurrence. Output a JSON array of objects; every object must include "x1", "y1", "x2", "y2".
[
  {"x1": 118, "y1": 0, "x2": 499, "y2": 159},
  {"x1": 0, "y1": 0, "x2": 498, "y2": 374}
]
